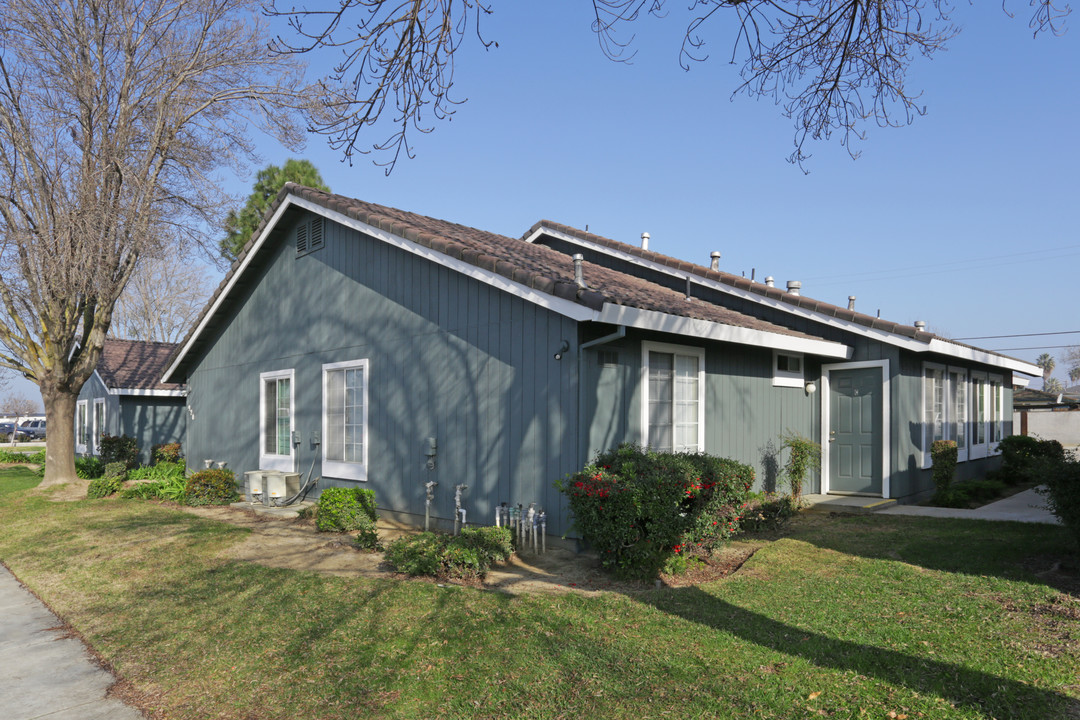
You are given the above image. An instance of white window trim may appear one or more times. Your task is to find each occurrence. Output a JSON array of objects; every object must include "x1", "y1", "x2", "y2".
[
  {"x1": 259, "y1": 369, "x2": 295, "y2": 472},
  {"x1": 92, "y1": 398, "x2": 106, "y2": 449},
  {"x1": 820, "y1": 359, "x2": 892, "y2": 498},
  {"x1": 989, "y1": 374, "x2": 1004, "y2": 455},
  {"x1": 948, "y1": 366, "x2": 969, "y2": 463},
  {"x1": 970, "y1": 370, "x2": 989, "y2": 460},
  {"x1": 322, "y1": 359, "x2": 369, "y2": 482},
  {"x1": 75, "y1": 399, "x2": 88, "y2": 454},
  {"x1": 640, "y1": 341, "x2": 706, "y2": 453},
  {"x1": 773, "y1": 351, "x2": 805, "y2": 388},
  {"x1": 922, "y1": 363, "x2": 972, "y2": 468}
]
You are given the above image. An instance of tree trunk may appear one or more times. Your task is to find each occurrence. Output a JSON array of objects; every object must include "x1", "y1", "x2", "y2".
[{"x1": 40, "y1": 386, "x2": 77, "y2": 487}]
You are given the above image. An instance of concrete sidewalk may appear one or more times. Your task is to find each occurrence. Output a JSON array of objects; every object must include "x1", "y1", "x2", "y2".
[
  {"x1": 876, "y1": 486, "x2": 1061, "y2": 524},
  {"x1": 0, "y1": 564, "x2": 144, "y2": 720}
]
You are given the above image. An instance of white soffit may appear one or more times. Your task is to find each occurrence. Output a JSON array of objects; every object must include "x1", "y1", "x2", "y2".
[{"x1": 599, "y1": 305, "x2": 852, "y2": 358}]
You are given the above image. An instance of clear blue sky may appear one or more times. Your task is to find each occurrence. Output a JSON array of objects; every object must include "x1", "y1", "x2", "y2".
[{"x1": 13, "y1": 3, "x2": 1078, "y2": 407}]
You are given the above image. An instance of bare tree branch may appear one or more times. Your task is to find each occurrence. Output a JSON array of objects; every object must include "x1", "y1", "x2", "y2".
[{"x1": 0, "y1": 0, "x2": 312, "y2": 484}]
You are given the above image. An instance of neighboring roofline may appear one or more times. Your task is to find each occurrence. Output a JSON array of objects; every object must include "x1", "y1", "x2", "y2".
[
  {"x1": 94, "y1": 368, "x2": 185, "y2": 397},
  {"x1": 524, "y1": 224, "x2": 1041, "y2": 377},
  {"x1": 164, "y1": 190, "x2": 854, "y2": 382}
]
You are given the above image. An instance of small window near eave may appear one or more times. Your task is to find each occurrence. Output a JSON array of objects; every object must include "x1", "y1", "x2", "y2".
[{"x1": 773, "y1": 351, "x2": 804, "y2": 388}]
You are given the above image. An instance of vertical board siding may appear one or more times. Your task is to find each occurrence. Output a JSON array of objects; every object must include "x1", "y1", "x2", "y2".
[
  {"x1": 185, "y1": 211, "x2": 582, "y2": 534},
  {"x1": 118, "y1": 398, "x2": 187, "y2": 466}
]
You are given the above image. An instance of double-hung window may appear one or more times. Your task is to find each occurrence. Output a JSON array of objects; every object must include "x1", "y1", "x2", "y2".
[
  {"x1": 75, "y1": 400, "x2": 88, "y2": 454},
  {"x1": 642, "y1": 342, "x2": 705, "y2": 453},
  {"x1": 322, "y1": 359, "x2": 368, "y2": 481},
  {"x1": 923, "y1": 364, "x2": 969, "y2": 466},
  {"x1": 93, "y1": 398, "x2": 106, "y2": 448},
  {"x1": 260, "y1": 369, "x2": 294, "y2": 471}
]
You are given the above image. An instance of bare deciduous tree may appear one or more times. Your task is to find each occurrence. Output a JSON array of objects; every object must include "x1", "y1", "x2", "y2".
[
  {"x1": 112, "y1": 257, "x2": 214, "y2": 344},
  {"x1": 271, "y1": 0, "x2": 1069, "y2": 171},
  {"x1": 0, "y1": 0, "x2": 310, "y2": 485}
]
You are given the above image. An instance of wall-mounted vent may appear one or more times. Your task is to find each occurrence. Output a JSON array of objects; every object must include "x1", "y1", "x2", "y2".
[
  {"x1": 297, "y1": 216, "x2": 325, "y2": 257},
  {"x1": 597, "y1": 350, "x2": 619, "y2": 367}
]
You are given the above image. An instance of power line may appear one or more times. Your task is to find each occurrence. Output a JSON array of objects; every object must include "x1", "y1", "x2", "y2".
[
  {"x1": 988, "y1": 344, "x2": 1079, "y2": 351},
  {"x1": 956, "y1": 330, "x2": 1080, "y2": 341}
]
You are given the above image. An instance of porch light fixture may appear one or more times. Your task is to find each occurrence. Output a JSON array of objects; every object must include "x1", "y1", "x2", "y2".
[
  {"x1": 804, "y1": 381, "x2": 817, "y2": 395},
  {"x1": 554, "y1": 340, "x2": 570, "y2": 361}
]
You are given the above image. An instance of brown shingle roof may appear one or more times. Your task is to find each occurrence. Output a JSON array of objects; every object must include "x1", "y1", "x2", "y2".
[
  {"x1": 166, "y1": 185, "x2": 832, "y2": 379},
  {"x1": 524, "y1": 219, "x2": 1030, "y2": 364},
  {"x1": 99, "y1": 339, "x2": 183, "y2": 391}
]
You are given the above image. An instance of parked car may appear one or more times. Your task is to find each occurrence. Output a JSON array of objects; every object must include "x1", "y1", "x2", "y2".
[
  {"x1": 0, "y1": 422, "x2": 31, "y2": 442},
  {"x1": 19, "y1": 419, "x2": 45, "y2": 440}
]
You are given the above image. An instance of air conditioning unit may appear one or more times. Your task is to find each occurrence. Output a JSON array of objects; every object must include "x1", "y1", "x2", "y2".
[
  {"x1": 265, "y1": 471, "x2": 301, "y2": 500},
  {"x1": 244, "y1": 471, "x2": 265, "y2": 503}
]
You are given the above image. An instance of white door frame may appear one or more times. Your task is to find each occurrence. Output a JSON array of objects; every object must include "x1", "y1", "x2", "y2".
[{"x1": 820, "y1": 359, "x2": 891, "y2": 498}]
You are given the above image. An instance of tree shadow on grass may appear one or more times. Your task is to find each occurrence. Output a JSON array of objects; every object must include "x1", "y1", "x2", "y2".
[{"x1": 641, "y1": 585, "x2": 1078, "y2": 719}]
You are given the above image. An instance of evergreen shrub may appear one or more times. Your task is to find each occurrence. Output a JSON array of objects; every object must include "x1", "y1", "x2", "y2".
[
  {"x1": 99, "y1": 434, "x2": 140, "y2": 469},
  {"x1": 185, "y1": 468, "x2": 238, "y2": 506},
  {"x1": 316, "y1": 487, "x2": 379, "y2": 547},
  {"x1": 556, "y1": 444, "x2": 754, "y2": 581}
]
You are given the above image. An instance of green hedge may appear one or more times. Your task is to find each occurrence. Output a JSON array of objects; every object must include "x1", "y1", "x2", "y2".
[
  {"x1": 99, "y1": 435, "x2": 140, "y2": 469},
  {"x1": 185, "y1": 468, "x2": 238, "y2": 506},
  {"x1": 1036, "y1": 454, "x2": 1080, "y2": 550},
  {"x1": 997, "y1": 435, "x2": 1066, "y2": 486},
  {"x1": 87, "y1": 475, "x2": 123, "y2": 499},
  {"x1": 557, "y1": 444, "x2": 754, "y2": 581},
  {"x1": 384, "y1": 526, "x2": 514, "y2": 579},
  {"x1": 316, "y1": 487, "x2": 379, "y2": 548},
  {"x1": 931, "y1": 440, "x2": 958, "y2": 504}
]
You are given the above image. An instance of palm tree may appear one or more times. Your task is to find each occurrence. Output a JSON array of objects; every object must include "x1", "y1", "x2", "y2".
[{"x1": 1037, "y1": 353, "x2": 1057, "y2": 389}]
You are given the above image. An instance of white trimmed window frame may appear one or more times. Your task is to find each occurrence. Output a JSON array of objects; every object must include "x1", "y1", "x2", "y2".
[
  {"x1": 970, "y1": 371, "x2": 989, "y2": 460},
  {"x1": 259, "y1": 369, "x2": 295, "y2": 472},
  {"x1": 75, "y1": 399, "x2": 88, "y2": 454},
  {"x1": 640, "y1": 341, "x2": 706, "y2": 453},
  {"x1": 773, "y1": 351, "x2": 805, "y2": 388},
  {"x1": 923, "y1": 364, "x2": 974, "y2": 467},
  {"x1": 92, "y1": 398, "x2": 106, "y2": 450},
  {"x1": 988, "y1": 374, "x2": 1004, "y2": 455},
  {"x1": 322, "y1": 359, "x2": 370, "y2": 482}
]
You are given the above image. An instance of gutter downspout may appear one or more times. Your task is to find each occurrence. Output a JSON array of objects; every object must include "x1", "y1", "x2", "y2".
[{"x1": 577, "y1": 325, "x2": 627, "y2": 468}]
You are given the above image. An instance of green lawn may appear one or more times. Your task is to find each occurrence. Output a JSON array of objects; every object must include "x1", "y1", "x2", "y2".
[{"x1": 1, "y1": 471, "x2": 1077, "y2": 719}]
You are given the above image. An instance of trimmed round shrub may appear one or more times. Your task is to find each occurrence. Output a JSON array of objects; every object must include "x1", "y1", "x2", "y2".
[
  {"x1": 1037, "y1": 455, "x2": 1080, "y2": 549},
  {"x1": 384, "y1": 532, "x2": 443, "y2": 576},
  {"x1": 99, "y1": 434, "x2": 140, "y2": 469},
  {"x1": 557, "y1": 444, "x2": 754, "y2": 581},
  {"x1": 87, "y1": 475, "x2": 123, "y2": 499},
  {"x1": 185, "y1": 468, "x2": 239, "y2": 506},
  {"x1": 998, "y1": 435, "x2": 1066, "y2": 486},
  {"x1": 316, "y1": 487, "x2": 379, "y2": 548}
]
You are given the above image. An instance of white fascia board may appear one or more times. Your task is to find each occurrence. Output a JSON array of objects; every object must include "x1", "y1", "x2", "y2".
[
  {"x1": 164, "y1": 198, "x2": 600, "y2": 384},
  {"x1": 927, "y1": 340, "x2": 1040, "y2": 376},
  {"x1": 528, "y1": 226, "x2": 1021, "y2": 365},
  {"x1": 597, "y1": 305, "x2": 852, "y2": 359},
  {"x1": 162, "y1": 197, "x2": 298, "y2": 383},
  {"x1": 1012, "y1": 374, "x2": 1031, "y2": 388},
  {"x1": 110, "y1": 388, "x2": 187, "y2": 397}
]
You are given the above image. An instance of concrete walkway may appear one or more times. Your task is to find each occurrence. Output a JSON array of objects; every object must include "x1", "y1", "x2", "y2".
[
  {"x1": 876, "y1": 486, "x2": 1061, "y2": 524},
  {"x1": 0, "y1": 564, "x2": 144, "y2": 720}
]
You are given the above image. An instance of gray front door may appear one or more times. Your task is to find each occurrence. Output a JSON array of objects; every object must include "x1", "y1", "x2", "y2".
[{"x1": 829, "y1": 367, "x2": 883, "y2": 495}]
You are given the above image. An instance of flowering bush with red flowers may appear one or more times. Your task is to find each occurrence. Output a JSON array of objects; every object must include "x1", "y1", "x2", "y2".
[{"x1": 556, "y1": 444, "x2": 754, "y2": 581}]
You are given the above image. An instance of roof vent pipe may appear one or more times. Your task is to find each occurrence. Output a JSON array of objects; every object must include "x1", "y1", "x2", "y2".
[
  {"x1": 709, "y1": 252, "x2": 721, "y2": 271},
  {"x1": 848, "y1": 296, "x2": 856, "y2": 311},
  {"x1": 573, "y1": 253, "x2": 586, "y2": 289},
  {"x1": 786, "y1": 280, "x2": 802, "y2": 296},
  {"x1": 764, "y1": 276, "x2": 775, "y2": 288},
  {"x1": 914, "y1": 320, "x2": 927, "y2": 331},
  {"x1": 640, "y1": 232, "x2": 650, "y2": 251}
]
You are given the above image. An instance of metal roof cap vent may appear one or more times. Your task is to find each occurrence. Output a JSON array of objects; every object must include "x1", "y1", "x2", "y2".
[
  {"x1": 786, "y1": 280, "x2": 802, "y2": 296},
  {"x1": 573, "y1": 253, "x2": 586, "y2": 289},
  {"x1": 640, "y1": 232, "x2": 650, "y2": 251},
  {"x1": 914, "y1": 320, "x2": 927, "y2": 331},
  {"x1": 848, "y1": 296, "x2": 856, "y2": 311},
  {"x1": 709, "y1": 251, "x2": 721, "y2": 271},
  {"x1": 764, "y1": 276, "x2": 775, "y2": 288}
]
